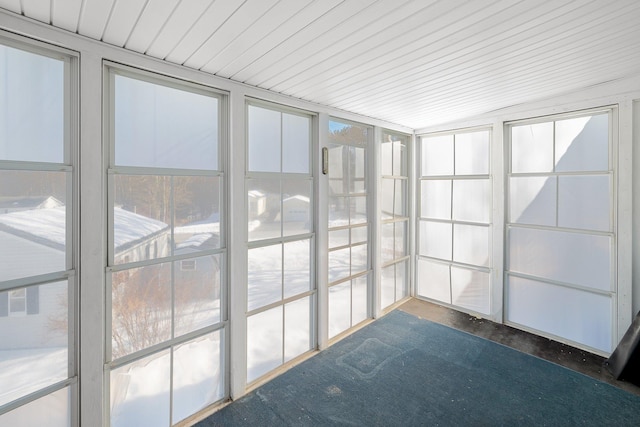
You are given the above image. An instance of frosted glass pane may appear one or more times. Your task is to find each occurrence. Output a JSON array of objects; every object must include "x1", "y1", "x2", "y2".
[
  {"x1": 328, "y1": 282, "x2": 351, "y2": 338},
  {"x1": 381, "y1": 141, "x2": 393, "y2": 176},
  {"x1": 284, "y1": 239, "x2": 311, "y2": 298},
  {"x1": 328, "y1": 247, "x2": 350, "y2": 284},
  {"x1": 174, "y1": 254, "x2": 222, "y2": 337},
  {"x1": 0, "y1": 170, "x2": 68, "y2": 281},
  {"x1": 247, "y1": 179, "x2": 280, "y2": 242},
  {"x1": 558, "y1": 175, "x2": 610, "y2": 231},
  {"x1": 0, "y1": 45, "x2": 64, "y2": 163},
  {"x1": 420, "y1": 180, "x2": 451, "y2": 220},
  {"x1": 452, "y1": 179, "x2": 490, "y2": 223},
  {"x1": 507, "y1": 276, "x2": 612, "y2": 352},
  {"x1": 0, "y1": 386, "x2": 70, "y2": 427},
  {"x1": 555, "y1": 114, "x2": 608, "y2": 172},
  {"x1": 451, "y1": 267, "x2": 490, "y2": 314},
  {"x1": 351, "y1": 243, "x2": 368, "y2": 276},
  {"x1": 509, "y1": 176, "x2": 556, "y2": 226},
  {"x1": 247, "y1": 306, "x2": 283, "y2": 382},
  {"x1": 455, "y1": 131, "x2": 489, "y2": 175},
  {"x1": 173, "y1": 332, "x2": 224, "y2": 423},
  {"x1": 0, "y1": 282, "x2": 68, "y2": 406},
  {"x1": 453, "y1": 224, "x2": 490, "y2": 267},
  {"x1": 381, "y1": 264, "x2": 396, "y2": 309},
  {"x1": 248, "y1": 244, "x2": 282, "y2": 311},
  {"x1": 509, "y1": 227, "x2": 611, "y2": 291},
  {"x1": 419, "y1": 220, "x2": 452, "y2": 261},
  {"x1": 327, "y1": 144, "x2": 345, "y2": 180},
  {"x1": 380, "y1": 178, "x2": 394, "y2": 220},
  {"x1": 350, "y1": 146, "x2": 366, "y2": 193},
  {"x1": 328, "y1": 197, "x2": 349, "y2": 228},
  {"x1": 396, "y1": 260, "x2": 408, "y2": 300},
  {"x1": 350, "y1": 196, "x2": 367, "y2": 225},
  {"x1": 381, "y1": 223, "x2": 395, "y2": 265},
  {"x1": 351, "y1": 224, "x2": 368, "y2": 245},
  {"x1": 421, "y1": 135, "x2": 453, "y2": 176},
  {"x1": 329, "y1": 228, "x2": 349, "y2": 249},
  {"x1": 115, "y1": 75, "x2": 218, "y2": 170},
  {"x1": 111, "y1": 350, "x2": 171, "y2": 427},
  {"x1": 248, "y1": 105, "x2": 280, "y2": 172},
  {"x1": 417, "y1": 259, "x2": 450, "y2": 303},
  {"x1": 352, "y1": 275, "x2": 368, "y2": 325},
  {"x1": 511, "y1": 122, "x2": 553, "y2": 173},
  {"x1": 282, "y1": 179, "x2": 311, "y2": 237},
  {"x1": 282, "y1": 113, "x2": 310, "y2": 174},
  {"x1": 111, "y1": 263, "x2": 171, "y2": 358},
  {"x1": 113, "y1": 175, "x2": 171, "y2": 264},
  {"x1": 395, "y1": 221, "x2": 407, "y2": 258},
  {"x1": 174, "y1": 176, "x2": 221, "y2": 251},
  {"x1": 394, "y1": 179, "x2": 407, "y2": 217},
  {"x1": 284, "y1": 297, "x2": 311, "y2": 362},
  {"x1": 392, "y1": 140, "x2": 407, "y2": 176}
]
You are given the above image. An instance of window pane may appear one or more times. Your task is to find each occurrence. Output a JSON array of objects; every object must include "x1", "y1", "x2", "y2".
[
  {"x1": 380, "y1": 223, "x2": 394, "y2": 265},
  {"x1": 380, "y1": 140, "x2": 393, "y2": 176},
  {"x1": 174, "y1": 176, "x2": 221, "y2": 251},
  {"x1": 174, "y1": 254, "x2": 222, "y2": 337},
  {"x1": 328, "y1": 247, "x2": 350, "y2": 284},
  {"x1": 417, "y1": 259, "x2": 450, "y2": 304},
  {"x1": 350, "y1": 146, "x2": 366, "y2": 193},
  {"x1": 453, "y1": 224, "x2": 490, "y2": 267},
  {"x1": 351, "y1": 243, "x2": 368, "y2": 276},
  {"x1": 555, "y1": 114, "x2": 608, "y2": 172},
  {"x1": 248, "y1": 244, "x2": 282, "y2": 311},
  {"x1": 173, "y1": 332, "x2": 224, "y2": 423},
  {"x1": 0, "y1": 386, "x2": 70, "y2": 427},
  {"x1": 284, "y1": 297, "x2": 311, "y2": 362},
  {"x1": 422, "y1": 135, "x2": 453, "y2": 176},
  {"x1": 511, "y1": 122, "x2": 553, "y2": 173},
  {"x1": 455, "y1": 131, "x2": 489, "y2": 175},
  {"x1": 247, "y1": 178, "x2": 280, "y2": 242},
  {"x1": 111, "y1": 263, "x2": 171, "y2": 358},
  {"x1": 380, "y1": 178, "x2": 394, "y2": 220},
  {"x1": 328, "y1": 228, "x2": 349, "y2": 249},
  {"x1": 0, "y1": 282, "x2": 68, "y2": 406},
  {"x1": 113, "y1": 175, "x2": 171, "y2": 264},
  {"x1": 247, "y1": 306, "x2": 283, "y2": 382},
  {"x1": 248, "y1": 105, "x2": 281, "y2": 172},
  {"x1": 352, "y1": 275, "x2": 368, "y2": 325},
  {"x1": 396, "y1": 260, "x2": 408, "y2": 300},
  {"x1": 0, "y1": 45, "x2": 64, "y2": 163},
  {"x1": 395, "y1": 221, "x2": 407, "y2": 258},
  {"x1": 452, "y1": 179, "x2": 490, "y2": 223},
  {"x1": 451, "y1": 267, "x2": 490, "y2": 314},
  {"x1": 420, "y1": 179, "x2": 451, "y2": 220},
  {"x1": 328, "y1": 197, "x2": 349, "y2": 228},
  {"x1": 392, "y1": 140, "x2": 407, "y2": 177},
  {"x1": 110, "y1": 350, "x2": 171, "y2": 427},
  {"x1": 328, "y1": 282, "x2": 350, "y2": 339},
  {"x1": 351, "y1": 225, "x2": 368, "y2": 245},
  {"x1": 115, "y1": 75, "x2": 218, "y2": 170},
  {"x1": 509, "y1": 176, "x2": 556, "y2": 226},
  {"x1": 284, "y1": 239, "x2": 311, "y2": 299},
  {"x1": 327, "y1": 144, "x2": 345, "y2": 183},
  {"x1": 282, "y1": 113, "x2": 310, "y2": 174},
  {"x1": 381, "y1": 264, "x2": 395, "y2": 309},
  {"x1": 350, "y1": 196, "x2": 367, "y2": 225},
  {"x1": 0, "y1": 170, "x2": 68, "y2": 281},
  {"x1": 282, "y1": 179, "x2": 311, "y2": 237},
  {"x1": 558, "y1": 175, "x2": 610, "y2": 231},
  {"x1": 419, "y1": 220, "x2": 452, "y2": 261}
]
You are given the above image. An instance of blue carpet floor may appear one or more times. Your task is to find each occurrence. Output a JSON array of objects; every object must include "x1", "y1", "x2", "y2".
[{"x1": 197, "y1": 310, "x2": 640, "y2": 426}]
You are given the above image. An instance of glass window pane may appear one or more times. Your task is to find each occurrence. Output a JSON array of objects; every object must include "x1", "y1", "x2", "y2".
[
  {"x1": 420, "y1": 179, "x2": 451, "y2": 220},
  {"x1": 507, "y1": 276, "x2": 612, "y2": 353},
  {"x1": 284, "y1": 297, "x2": 311, "y2": 362},
  {"x1": 508, "y1": 227, "x2": 611, "y2": 291},
  {"x1": 248, "y1": 105, "x2": 281, "y2": 172},
  {"x1": 396, "y1": 260, "x2": 408, "y2": 300},
  {"x1": 328, "y1": 197, "x2": 349, "y2": 228},
  {"x1": 419, "y1": 220, "x2": 452, "y2": 261},
  {"x1": 451, "y1": 267, "x2": 490, "y2": 314},
  {"x1": 452, "y1": 179, "x2": 490, "y2": 223},
  {"x1": 555, "y1": 114, "x2": 608, "y2": 172},
  {"x1": 417, "y1": 259, "x2": 450, "y2": 304},
  {"x1": 380, "y1": 141, "x2": 393, "y2": 176},
  {"x1": 248, "y1": 244, "x2": 282, "y2": 311},
  {"x1": 455, "y1": 131, "x2": 489, "y2": 175},
  {"x1": 351, "y1": 243, "x2": 368, "y2": 276},
  {"x1": 0, "y1": 386, "x2": 70, "y2": 427},
  {"x1": 174, "y1": 176, "x2": 221, "y2": 251},
  {"x1": 393, "y1": 179, "x2": 407, "y2": 218},
  {"x1": 328, "y1": 247, "x2": 350, "y2": 284},
  {"x1": 282, "y1": 179, "x2": 311, "y2": 237},
  {"x1": 381, "y1": 264, "x2": 395, "y2": 309},
  {"x1": 0, "y1": 170, "x2": 68, "y2": 281},
  {"x1": 453, "y1": 224, "x2": 490, "y2": 267},
  {"x1": 247, "y1": 178, "x2": 280, "y2": 242},
  {"x1": 352, "y1": 275, "x2": 368, "y2": 325},
  {"x1": 111, "y1": 263, "x2": 171, "y2": 358},
  {"x1": 284, "y1": 239, "x2": 311, "y2": 299},
  {"x1": 511, "y1": 122, "x2": 553, "y2": 173},
  {"x1": 113, "y1": 175, "x2": 171, "y2": 264},
  {"x1": 380, "y1": 178, "x2": 394, "y2": 220},
  {"x1": 115, "y1": 75, "x2": 218, "y2": 170},
  {"x1": 173, "y1": 332, "x2": 224, "y2": 423},
  {"x1": 392, "y1": 140, "x2": 407, "y2": 177},
  {"x1": 0, "y1": 45, "x2": 64, "y2": 163},
  {"x1": 0, "y1": 282, "x2": 68, "y2": 407},
  {"x1": 327, "y1": 144, "x2": 345, "y2": 182},
  {"x1": 247, "y1": 306, "x2": 283, "y2": 382},
  {"x1": 509, "y1": 176, "x2": 557, "y2": 226},
  {"x1": 350, "y1": 196, "x2": 367, "y2": 225},
  {"x1": 110, "y1": 350, "x2": 171, "y2": 427},
  {"x1": 282, "y1": 113, "x2": 310, "y2": 174},
  {"x1": 421, "y1": 135, "x2": 453, "y2": 176},
  {"x1": 174, "y1": 254, "x2": 222, "y2": 337},
  {"x1": 350, "y1": 146, "x2": 366, "y2": 193},
  {"x1": 380, "y1": 223, "x2": 394, "y2": 265},
  {"x1": 329, "y1": 228, "x2": 349, "y2": 249},
  {"x1": 328, "y1": 282, "x2": 351, "y2": 339},
  {"x1": 351, "y1": 225, "x2": 368, "y2": 245},
  {"x1": 395, "y1": 221, "x2": 407, "y2": 258},
  {"x1": 558, "y1": 175, "x2": 610, "y2": 231}
]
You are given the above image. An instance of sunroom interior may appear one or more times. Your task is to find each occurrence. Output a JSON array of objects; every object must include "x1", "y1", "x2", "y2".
[{"x1": 1, "y1": 0, "x2": 640, "y2": 425}]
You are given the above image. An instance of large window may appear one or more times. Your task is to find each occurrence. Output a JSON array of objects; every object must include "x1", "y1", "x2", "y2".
[
  {"x1": 106, "y1": 68, "x2": 226, "y2": 426},
  {"x1": 0, "y1": 41, "x2": 75, "y2": 426},
  {"x1": 505, "y1": 111, "x2": 615, "y2": 353},
  {"x1": 417, "y1": 129, "x2": 492, "y2": 315},
  {"x1": 380, "y1": 131, "x2": 410, "y2": 310},
  {"x1": 246, "y1": 103, "x2": 314, "y2": 383}
]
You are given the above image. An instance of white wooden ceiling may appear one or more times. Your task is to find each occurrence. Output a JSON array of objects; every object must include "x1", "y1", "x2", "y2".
[{"x1": 2, "y1": 0, "x2": 640, "y2": 129}]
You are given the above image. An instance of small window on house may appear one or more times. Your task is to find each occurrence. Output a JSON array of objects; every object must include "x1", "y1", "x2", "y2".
[
  {"x1": 8, "y1": 288, "x2": 26, "y2": 316},
  {"x1": 180, "y1": 260, "x2": 196, "y2": 271}
]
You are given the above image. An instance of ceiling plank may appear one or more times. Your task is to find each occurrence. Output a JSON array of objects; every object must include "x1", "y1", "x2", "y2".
[
  {"x1": 51, "y1": 0, "x2": 82, "y2": 32},
  {"x1": 77, "y1": 0, "x2": 116, "y2": 40},
  {"x1": 0, "y1": 0, "x2": 21, "y2": 14},
  {"x1": 22, "y1": 0, "x2": 50, "y2": 24},
  {"x1": 102, "y1": 0, "x2": 147, "y2": 47},
  {"x1": 124, "y1": 0, "x2": 180, "y2": 54}
]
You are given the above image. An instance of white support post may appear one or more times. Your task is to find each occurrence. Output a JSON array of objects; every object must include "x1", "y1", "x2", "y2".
[
  {"x1": 372, "y1": 126, "x2": 382, "y2": 319},
  {"x1": 491, "y1": 121, "x2": 505, "y2": 323},
  {"x1": 618, "y1": 101, "x2": 633, "y2": 342},
  {"x1": 316, "y1": 113, "x2": 329, "y2": 350}
]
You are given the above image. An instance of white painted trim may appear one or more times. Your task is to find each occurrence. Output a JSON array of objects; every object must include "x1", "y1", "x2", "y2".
[{"x1": 316, "y1": 113, "x2": 329, "y2": 351}]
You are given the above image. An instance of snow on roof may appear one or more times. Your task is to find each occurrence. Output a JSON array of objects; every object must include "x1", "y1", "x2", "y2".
[
  {"x1": 175, "y1": 233, "x2": 214, "y2": 250},
  {"x1": 283, "y1": 195, "x2": 310, "y2": 204},
  {"x1": 113, "y1": 208, "x2": 169, "y2": 250}
]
